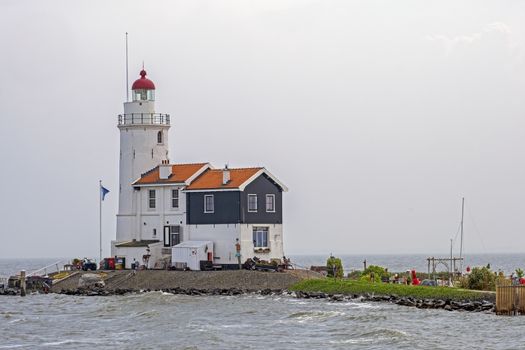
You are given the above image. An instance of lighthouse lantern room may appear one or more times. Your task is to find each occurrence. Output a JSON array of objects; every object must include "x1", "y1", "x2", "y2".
[{"x1": 131, "y1": 69, "x2": 156, "y2": 101}]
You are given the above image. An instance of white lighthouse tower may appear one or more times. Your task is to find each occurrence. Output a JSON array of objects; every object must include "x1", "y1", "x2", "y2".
[{"x1": 115, "y1": 69, "x2": 170, "y2": 244}]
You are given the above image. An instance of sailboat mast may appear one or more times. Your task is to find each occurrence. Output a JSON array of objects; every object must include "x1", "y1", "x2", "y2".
[{"x1": 459, "y1": 197, "x2": 465, "y2": 274}]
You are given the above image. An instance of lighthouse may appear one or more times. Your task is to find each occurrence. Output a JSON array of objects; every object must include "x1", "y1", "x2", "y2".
[
  {"x1": 111, "y1": 66, "x2": 287, "y2": 270},
  {"x1": 115, "y1": 69, "x2": 170, "y2": 243}
]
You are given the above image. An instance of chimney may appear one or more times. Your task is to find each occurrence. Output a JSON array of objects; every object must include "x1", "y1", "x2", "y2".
[
  {"x1": 159, "y1": 159, "x2": 172, "y2": 179},
  {"x1": 222, "y1": 164, "x2": 230, "y2": 185}
]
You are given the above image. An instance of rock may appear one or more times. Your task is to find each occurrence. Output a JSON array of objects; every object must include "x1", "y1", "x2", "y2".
[
  {"x1": 422, "y1": 300, "x2": 435, "y2": 309},
  {"x1": 78, "y1": 274, "x2": 105, "y2": 289},
  {"x1": 434, "y1": 300, "x2": 446, "y2": 308},
  {"x1": 459, "y1": 302, "x2": 476, "y2": 311},
  {"x1": 389, "y1": 295, "x2": 399, "y2": 302},
  {"x1": 481, "y1": 302, "x2": 494, "y2": 311},
  {"x1": 330, "y1": 294, "x2": 344, "y2": 302},
  {"x1": 450, "y1": 301, "x2": 462, "y2": 310}
]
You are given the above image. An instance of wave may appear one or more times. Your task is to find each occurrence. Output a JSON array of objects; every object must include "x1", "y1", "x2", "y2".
[
  {"x1": 329, "y1": 328, "x2": 408, "y2": 345},
  {"x1": 287, "y1": 310, "x2": 345, "y2": 322}
]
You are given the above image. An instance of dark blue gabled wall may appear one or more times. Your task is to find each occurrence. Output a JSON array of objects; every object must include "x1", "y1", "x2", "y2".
[
  {"x1": 186, "y1": 174, "x2": 283, "y2": 225},
  {"x1": 240, "y1": 174, "x2": 283, "y2": 224}
]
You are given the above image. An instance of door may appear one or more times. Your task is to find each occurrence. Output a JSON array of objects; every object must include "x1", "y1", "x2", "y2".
[
  {"x1": 163, "y1": 226, "x2": 171, "y2": 247},
  {"x1": 170, "y1": 225, "x2": 181, "y2": 246}
]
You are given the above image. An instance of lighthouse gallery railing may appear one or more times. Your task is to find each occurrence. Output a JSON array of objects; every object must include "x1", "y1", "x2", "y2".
[{"x1": 118, "y1": 113, "x2": 170, "y2": 126}]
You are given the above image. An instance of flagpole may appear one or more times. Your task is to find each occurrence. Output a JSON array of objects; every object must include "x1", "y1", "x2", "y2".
[{"x1": 99, "y1": 180, "x2": 102, "y2": 264}]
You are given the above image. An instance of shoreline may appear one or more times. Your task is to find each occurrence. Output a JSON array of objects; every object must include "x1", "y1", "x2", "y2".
[
  {"x1": 0, "y1": 286, "x2": 496, "y2": 313},
  {"x1": 0, "y1": 269, "x2": 496, "y2": 313}
]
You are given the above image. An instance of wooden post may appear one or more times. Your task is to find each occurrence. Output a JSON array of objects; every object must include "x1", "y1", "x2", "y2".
[{"x1": 20, "y1": 270, "x2": 26, "y2": 297}]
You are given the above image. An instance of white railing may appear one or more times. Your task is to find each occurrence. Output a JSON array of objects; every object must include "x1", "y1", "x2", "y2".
[
  {"x1": 28, "y1": 260, "x2": 63, "y2": 277},
  {"x1": 118, "y1": 113, "x2": 170, "y2": 126}
]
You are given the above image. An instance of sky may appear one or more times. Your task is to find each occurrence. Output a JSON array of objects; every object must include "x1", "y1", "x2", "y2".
[{"x1": 1, "y1": 0, "x2": 524, "y2": 259}]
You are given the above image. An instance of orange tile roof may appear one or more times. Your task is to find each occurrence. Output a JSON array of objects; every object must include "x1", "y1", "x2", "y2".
[
  {"x1": 186, "y1": 167, "x2": 263, "y2": 190},
  {"x1": 134, "y1": 163, "x2": 209, "y2": 185}
]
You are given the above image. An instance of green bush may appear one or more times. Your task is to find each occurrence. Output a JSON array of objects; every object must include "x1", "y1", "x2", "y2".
[
  {"x1": 347, "y1": 270, "x2": 362, "y2": 280},
  {"x1": 467, "y1": 266, "x2": 496, "y2": 291},
  {"x1": 326, "y1": 256, "x2": 344, "y2": 278},
  {"x1": 360, "y1": 265, "x2": 389, "y2": 283}
]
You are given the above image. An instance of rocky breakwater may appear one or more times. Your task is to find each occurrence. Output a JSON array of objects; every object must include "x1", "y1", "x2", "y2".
[
  {"x1": 294, "y1": 291, "x2": 495, "y2": 313},
  {"x1": 0, "y1": 288, "x2": 19, "y2": 296},
  {"x1": 56, "y1": 286, "x2": 287, "y2": 297}
]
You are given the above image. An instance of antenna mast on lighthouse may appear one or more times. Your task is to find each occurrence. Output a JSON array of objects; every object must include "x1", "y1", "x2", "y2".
[{"x1": 125, "y1": 32, "x2": 129, "y2": 102}]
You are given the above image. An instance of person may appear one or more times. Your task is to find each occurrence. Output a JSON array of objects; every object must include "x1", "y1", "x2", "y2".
[
  {"x1": 283, "y1": 256, "x2": 290, "y2": 269},
  {"x1": 235, "y1": 239, "x2": 242, "y2": 270},
  {"x1": 132, "y1": 258, "x2": 139, "y2": 274}
]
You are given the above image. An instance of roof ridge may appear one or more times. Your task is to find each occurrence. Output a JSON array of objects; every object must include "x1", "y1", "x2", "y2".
[
  {"x1": 169, "y1": 162, "x2": 209, "y2": 166},
  {"x1": 208, "y1": 167, "x2": 263, "y2": 171},
  {"x1": 140, "y1": 165, "x2": 159, "y2": 178}
]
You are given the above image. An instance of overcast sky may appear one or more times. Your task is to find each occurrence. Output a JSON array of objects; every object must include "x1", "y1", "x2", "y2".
[{"x1": 1, "y1": 0, "x2": 524, "y2": 259}]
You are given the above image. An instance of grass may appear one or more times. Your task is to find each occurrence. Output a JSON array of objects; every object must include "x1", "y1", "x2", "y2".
[{"x1": 290, "y1": 278, "x2": 495, "y2": 301}]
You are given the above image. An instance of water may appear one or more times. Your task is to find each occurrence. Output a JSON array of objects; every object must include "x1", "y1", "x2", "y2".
[
  {"x1": 290, "y1": 253, "x2": 525, "y2": 275},
  {"x1": 1, "y1": 291, "x2": 525, "y2": 349},
  {"x1": 2, "y1": 256, "x2": 525, "y2": 349}
]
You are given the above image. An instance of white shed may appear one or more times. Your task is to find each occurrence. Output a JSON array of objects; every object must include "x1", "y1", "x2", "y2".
[{"x1": 172, "y1": 241, "x2": 213, "y2": 271}]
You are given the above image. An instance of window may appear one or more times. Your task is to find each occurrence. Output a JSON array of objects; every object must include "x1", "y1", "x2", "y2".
[
  {"x1": 148, "y1": 189, "x2": 156, "y2": 209},
  {"x1": 171, "y1": 226, "x2": 181, "y2": 246},
  {"x1": 253, "y1": 227, "x2": 269, "y2": 248},
  {"x1": 171, "y1": 189, "x2": 179, "y2": 208},
  {"x1": 157, "y1": 131, "x2": 163, "y2": 144},
  {"x1": 248, "y1": 194, "x2": 258, "y2": 212},
  {"x1": 204, "y1": 195, "x2": 214, "y2": 213},
  {"x1": 266, "y1": 194, "x2": 275, "y2": 212}
]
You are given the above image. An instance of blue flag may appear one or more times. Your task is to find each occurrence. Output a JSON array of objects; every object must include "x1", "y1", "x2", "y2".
[{"x1": 100, "y1": 185, "x2": 110, "y2": 201}]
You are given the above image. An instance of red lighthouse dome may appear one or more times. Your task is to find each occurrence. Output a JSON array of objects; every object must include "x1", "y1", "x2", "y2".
[
  {"x1": 132, "y1": 70, "x2": 155, "y2": 90},
  {"x1": 131, "y1": 69, "x2": 156, "y2": 101}
]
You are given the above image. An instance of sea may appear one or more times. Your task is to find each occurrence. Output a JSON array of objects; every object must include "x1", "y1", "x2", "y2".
[{"x1": 1, "y1": 254, "x2": 525, "y2": 350}]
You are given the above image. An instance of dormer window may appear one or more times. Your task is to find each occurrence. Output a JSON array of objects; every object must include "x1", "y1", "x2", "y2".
[{"x1": 157, "y1": 131, "x2": 163, "y2": 144}]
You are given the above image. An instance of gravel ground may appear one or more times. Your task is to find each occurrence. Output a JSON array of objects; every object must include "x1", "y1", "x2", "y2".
[{"x1": 51, "y1": 270, "x2": 312, "y2": 292}]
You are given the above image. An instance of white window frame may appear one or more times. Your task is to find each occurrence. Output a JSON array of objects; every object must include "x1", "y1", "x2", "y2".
[
  {"x1": 157, "y1": 130, "x2": 163, "y2": 144},
  {"x1": 248, "y1": 194, "x2": 258, "y2": 212},
  {"x1": 171, "y1": 188, "x2": 179, "y2": 209},
  {"x1": 148, "y1": 189, "x2": 156, "y2": 209},
  {"x1": 266, "y1": 194, "x2": 275, "y2": 213},
  {"x1": 204, "y1": 194, "x2": 214, "y2": 213},
  {"x1": 253, "y1": 227, "x2": 269, "y2": 248}
]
